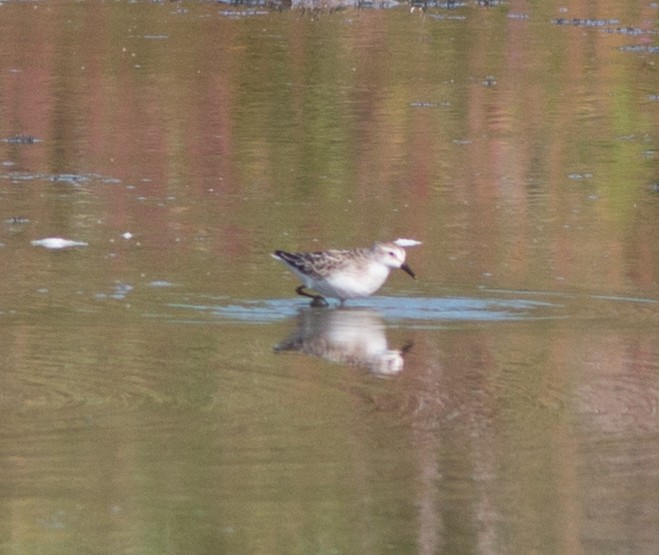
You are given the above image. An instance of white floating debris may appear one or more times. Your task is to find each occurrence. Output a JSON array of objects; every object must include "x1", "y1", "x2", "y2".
[
  {"x1": 149, "y1": 280, "x2": 177, "y2": 288},
  {"x1": 393, "y1": 238, "x2": 422, "y2": 248},
  {"x1": 31, "y1": 237, "x2": 88, "y2": 250},
  {"x1": 121, "y1": 232, "x2": 133, "y2": 240}
]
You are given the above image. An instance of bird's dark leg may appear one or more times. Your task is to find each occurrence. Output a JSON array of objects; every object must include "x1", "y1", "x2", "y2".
[
  {"x1": 295, "y1": 285, "x2": 329, "y2": 307},
  {"x1": 295, "y1": 285, "x2": 318, "y2": 299}
]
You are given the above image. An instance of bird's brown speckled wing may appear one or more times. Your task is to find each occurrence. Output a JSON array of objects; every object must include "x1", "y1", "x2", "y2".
[{"x1": 274, "y1": 249, "x2": 363, "y2": 279}]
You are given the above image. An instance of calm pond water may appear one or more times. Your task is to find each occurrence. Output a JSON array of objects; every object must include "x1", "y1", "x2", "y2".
[{"x1": 1, "y1": 0, "x2": 658, "y2": 553}]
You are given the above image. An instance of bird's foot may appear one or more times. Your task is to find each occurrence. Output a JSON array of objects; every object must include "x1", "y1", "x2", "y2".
[
  {"x1": 295, "y1": 285, "x2": 329, "y2": 308},
  {"x1": 310, "y1": 296, "x2": 329, "y2": 308}
]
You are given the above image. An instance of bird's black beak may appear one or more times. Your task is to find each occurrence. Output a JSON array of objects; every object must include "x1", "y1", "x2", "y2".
[{"x1": 401, "y1": 263, "x2": 416, "y2": 279}]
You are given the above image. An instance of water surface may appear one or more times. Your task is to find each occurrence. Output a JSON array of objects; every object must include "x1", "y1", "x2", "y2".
[{"x1": 0, "y1": 1, "x2": 658, "y2": 553}]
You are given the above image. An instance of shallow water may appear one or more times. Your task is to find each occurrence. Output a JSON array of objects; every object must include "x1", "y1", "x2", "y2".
[{"x1": 1, "y1": 0, "x2": 658, "y2": 553}]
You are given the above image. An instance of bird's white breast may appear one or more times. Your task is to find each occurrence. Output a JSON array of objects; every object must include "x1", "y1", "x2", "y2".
[{"x1": 323, "y1": 261, "x2": 390, "y2": 299}]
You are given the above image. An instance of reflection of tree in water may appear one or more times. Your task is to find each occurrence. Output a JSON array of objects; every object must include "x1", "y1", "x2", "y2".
[{"x1": 274, "y1": 307, "x2": 412, "y2": 375}]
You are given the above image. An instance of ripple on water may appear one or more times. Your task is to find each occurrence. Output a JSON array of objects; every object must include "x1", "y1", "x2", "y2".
[
  {"x1": 577, "y1": 382, "x2": 658, "y2": 438},
  {"x1": 166, "y1": 295, "x2": 561, "y2": 326},
  {"x1": 574, "y1": 351, "x2": 659, "y2": 437}
]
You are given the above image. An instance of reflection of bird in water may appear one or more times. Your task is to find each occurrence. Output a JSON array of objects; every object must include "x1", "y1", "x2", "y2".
[
  {"x1": 274, "y1": 308, "x2": 413, "y2": 375},
  {"x1": 271, "y1": 240, "x2": 420, "y2": 307}
]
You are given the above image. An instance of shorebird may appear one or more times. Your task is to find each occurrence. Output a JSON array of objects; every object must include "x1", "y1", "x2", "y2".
[{"x1": 272, "y1": 239, "x2": 421, "y2": 306}]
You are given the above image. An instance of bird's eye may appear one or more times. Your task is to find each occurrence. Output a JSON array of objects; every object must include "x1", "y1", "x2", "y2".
[{"x1": 388, "y1": 251, "x2": 397, "y2": 257}]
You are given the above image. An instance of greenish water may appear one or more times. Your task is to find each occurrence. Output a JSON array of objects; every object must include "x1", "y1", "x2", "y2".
[{"x1": 0, "y1": 1, "x2": 658, "y2": 553}]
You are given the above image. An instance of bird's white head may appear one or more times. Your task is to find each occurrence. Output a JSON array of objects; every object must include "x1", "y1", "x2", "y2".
[{"x1": 372, "y1": 242, "x2": 416, "y2": 278}]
